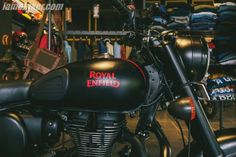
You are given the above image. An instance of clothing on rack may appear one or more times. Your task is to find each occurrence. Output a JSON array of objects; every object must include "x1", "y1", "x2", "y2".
[
  {"x1": 121, "y1": 45, "x2": 126, "y2": 59},
  {"x1": 91, "y1": 38, "x2": 131, "y2": 59},
  {"x1": 214, "y1": 2, "x2": 236, "y2": 65},
  {"x1": 76, "y1": 41, "x2": 92, "y2": 61},
  {"x1": 213, "y1": 36, "x2": 236, "y2": 65},
  {"x1": 126, "y1": 45, "x2": 132, "y2": 59},
  {"x1": 114, "y1": 41, "x2": 121, "y2": 58},
  {"x1": 193, "y1": 4, "x2": 217, "y2": 13},
  {"x1": 150, "y1": 3, "x2": 168, "y2": 31},
  {"x1": 214, "y1": 49, "x2": 236, "y2": 65},
  {"x1": 104, "y1": 39, "x2": 114, "y2": 56},
  {"x1": 71, "y1": 40, "x2": 78, "y2": 62},
  {"x1": 217, "y1": 2, "x2": 236, "y2": 33},
  {"x1": 167, "y1": 3, "x2": 191, "y2": 16},
  {"x1": 39, "y1": 34, "x2": 48, "y2": 49},
  {"x1": 98, "y1": 40, "x2": 107, "y2": 54},
  {"x1": 190, "y1": 10, "x2": 217, "y2": 30},
  {"x1": 166, "y1": 3, "x2": 191, "y2": 30},
  {"x1": 39, "y1": 32, "x2": 63, "y2": 54},
  {"x1": 64, "y1": 41, "x2": 72, "y2": 63}
]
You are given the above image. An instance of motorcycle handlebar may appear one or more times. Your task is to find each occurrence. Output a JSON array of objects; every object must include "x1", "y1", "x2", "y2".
[{"x1": 111, "y1": 0, "x2": 131, "y2": 18}]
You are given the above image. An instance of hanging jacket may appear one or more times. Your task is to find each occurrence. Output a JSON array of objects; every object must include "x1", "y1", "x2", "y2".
[
  {"x1": 77, "y1": 41, "x2": 85, "y2": 61},
  {"x1": 105, "y1": 40, "x2": 114, "y2": 56},
  {"x1": 71, "y1": 41, "x2": 78, "y2": 62},
  {"x1": 98, "y1": 40, "x2": 107, "y2": 54},
  {"x1": 114, "y1": 42, "x2": 121, "y2": 58},
  {"x1": 39, "y1": 34, "x2": 48, "y2": 49},
  {"x1": 126, "y1": 46, "x2": 132, "y2": 59},
  {"x1": 64, "y1": 41, "x2": 72, "y2": 63}
]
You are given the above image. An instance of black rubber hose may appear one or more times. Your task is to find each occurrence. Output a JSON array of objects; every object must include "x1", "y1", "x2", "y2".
[
  {"x1": 122, "y1": 129, "x2": 149, "y2": 157},
  {"x1": 151, "y1": 120, "x2": 172, "y2": 157}
]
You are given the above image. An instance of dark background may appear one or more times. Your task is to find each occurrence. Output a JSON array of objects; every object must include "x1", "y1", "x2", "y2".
[{"x1": 66, "y1": 0, "x2": 143, "y2": 31}]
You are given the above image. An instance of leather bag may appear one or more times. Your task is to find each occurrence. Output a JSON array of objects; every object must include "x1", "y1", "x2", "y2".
[{"x1": 23, "y1": 11, "x2": 67, "y2": 80}]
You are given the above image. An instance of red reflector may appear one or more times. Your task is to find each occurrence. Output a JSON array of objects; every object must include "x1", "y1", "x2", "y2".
[
  {"x1": 208, "y1": 42, "x2": 216, "y2": 49},
  {"x1": 18, "y1": 10, "x2": 23, "y2": 14},
  {"x1": 188, "y1": 97, "x2": 196, "y2": 120}
]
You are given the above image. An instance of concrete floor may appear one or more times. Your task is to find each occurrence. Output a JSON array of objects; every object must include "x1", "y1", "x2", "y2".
[{"x1": 123, "y1": 101, "x2": 236, "y2": 157}]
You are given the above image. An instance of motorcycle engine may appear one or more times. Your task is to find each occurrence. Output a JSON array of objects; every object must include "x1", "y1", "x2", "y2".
[{"x1": 65, "y1": 112, "x2": 125, "y2": 157}]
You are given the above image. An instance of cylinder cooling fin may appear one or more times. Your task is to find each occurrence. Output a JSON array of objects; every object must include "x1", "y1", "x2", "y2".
[{"x1": 66, "y1": 112, "x2": 125, "y2": 157}]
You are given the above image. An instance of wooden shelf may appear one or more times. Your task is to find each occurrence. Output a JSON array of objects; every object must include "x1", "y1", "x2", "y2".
[
  {"x1": 65, "y1": 30, "x2": 130, "y2": 36},
  {"x1": 192, "y1": 0, "x2": 214, "y2": 3},
  {"x1": 166, "y1": 0, "x2": 188, "y2": 3}
]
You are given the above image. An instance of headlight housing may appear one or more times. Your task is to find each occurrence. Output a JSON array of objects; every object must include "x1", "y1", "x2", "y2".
[{"x1": 175, "y1": 36, "x2": 210, "y2": 82}]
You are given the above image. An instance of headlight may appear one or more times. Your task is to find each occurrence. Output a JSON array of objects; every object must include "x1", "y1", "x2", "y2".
[{"x1": 175, "y1": 36, "x2": 210, "y2": 82}]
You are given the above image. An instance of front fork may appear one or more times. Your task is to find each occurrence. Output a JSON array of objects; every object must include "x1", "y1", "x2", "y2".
[
  {"x1": 162, "y1": 42, "x2": 223, "y2": 157},
  {"x1": 136, "y1": 104, "x2": 172, "y2": 157}
]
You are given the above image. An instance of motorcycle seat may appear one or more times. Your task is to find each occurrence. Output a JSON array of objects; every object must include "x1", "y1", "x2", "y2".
[
  {"x1": 215, "y1": 128, "x2": 236, "y2": 156},
  {"x1": 0, "y1": 80, "x2": 31, "y2": 105},
  {"x1": 177, "y1": 128, "x2": 236, "y2": 156}
]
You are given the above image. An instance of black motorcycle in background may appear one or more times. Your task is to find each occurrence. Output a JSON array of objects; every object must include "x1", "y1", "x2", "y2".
[{"x1": 1, "y1": 1, "x2": 236, "y2": 157}]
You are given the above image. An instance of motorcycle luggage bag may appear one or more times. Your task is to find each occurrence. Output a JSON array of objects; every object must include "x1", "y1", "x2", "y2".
[
  {"x1": 30, "y1": 59, "x2": 148, "y2": 112},
  {"x1": 0, "y1": 113, "x2": 28, "y2": 157}
]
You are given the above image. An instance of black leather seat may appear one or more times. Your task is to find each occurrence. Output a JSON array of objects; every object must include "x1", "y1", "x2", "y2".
[
  {"x1": 0, "y1": 80, "x2": 31, "y2": 105},
  {"x1": 215, "y1": 128, "x2": 236, "y2": 156},
  {"x1": 177, "y1": 128, "x2": 236, "y2": 157}
]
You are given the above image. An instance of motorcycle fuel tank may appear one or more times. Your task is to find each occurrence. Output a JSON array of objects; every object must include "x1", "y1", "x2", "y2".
[{"x1": 30, "y1": 59, "x2": 148, "y2": 112}]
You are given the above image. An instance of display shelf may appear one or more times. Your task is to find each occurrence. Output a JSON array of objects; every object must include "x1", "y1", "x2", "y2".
[
  {"x1": 192, "y1": 0, "x2": 215, "y2": 4},
  {"x1": 12, "y1": 11, "x2": 39, "y2": 27},
  {"x1": 65, "y1": 30, "x2": 130, "y2": 36}
]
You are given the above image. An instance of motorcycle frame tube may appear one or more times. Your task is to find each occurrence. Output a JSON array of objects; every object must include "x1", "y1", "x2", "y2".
[
  {"x1": 151, "y1": 119, "x2": 172, "y2": 157},
  {"x1": 122, "y1": 129, "x2": 149, "y2": 157},
  {"x1": 137, "y1": 105, "x2": 172, "y2": 157},
  {"x1": 162, "y1": 42, "x2": 223, "y2": 157}
]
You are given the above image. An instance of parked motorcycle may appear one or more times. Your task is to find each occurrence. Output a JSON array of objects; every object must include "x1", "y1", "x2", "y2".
[
  {"x1": 1, "y1": 2, "x2": 236, "y2": 157},
  {"x1": 1, "y1": 28, "x2": 236, "y2": 157}
]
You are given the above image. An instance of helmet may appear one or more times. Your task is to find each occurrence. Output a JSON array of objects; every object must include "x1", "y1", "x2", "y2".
[{"x1": 12, "y1": 31, "x2": 30, "y2": 50}]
